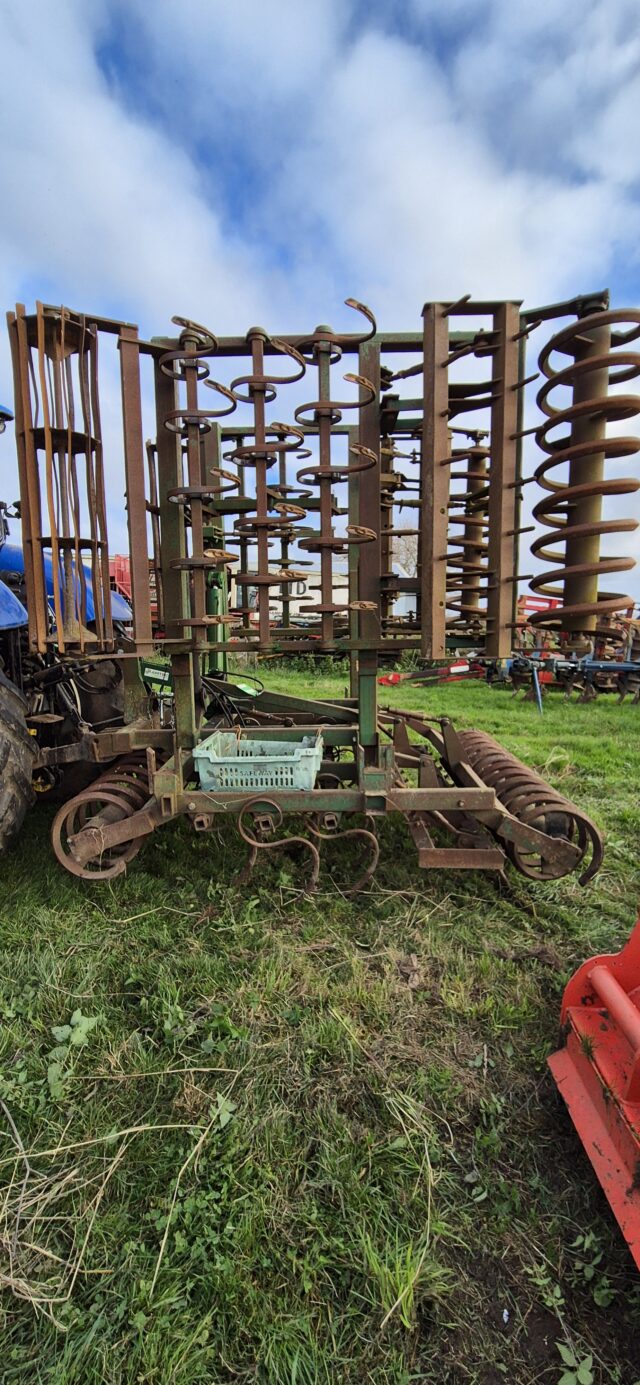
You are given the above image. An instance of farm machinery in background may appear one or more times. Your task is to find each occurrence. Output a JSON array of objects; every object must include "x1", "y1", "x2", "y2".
[
  {"x1": 497, "y1": 653, "x2": 640, "y2": 703},
  {"x1": 1, "y1": 290, "x2": 640, "y2": 1266},
  {"x1": 487, "y1": 592, "x2": 640, "y2": 702},
  {"x1": 386, "y1": 649, "x2": 640, "y2": 704},
  {"x1": 379, "y1": 596, "x2": 640, "y2": 704}
]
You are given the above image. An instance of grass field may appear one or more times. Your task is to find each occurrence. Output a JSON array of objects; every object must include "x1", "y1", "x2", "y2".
[{"x1": 1, "y1": 669, "x2": 640, "y2": 1384}]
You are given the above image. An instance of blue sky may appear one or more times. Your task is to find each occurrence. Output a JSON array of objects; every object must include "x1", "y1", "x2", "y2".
[
  {"x1": 3, "y1": 0, "x2": 639, "y2": 333},
  {"x1": 1, "y1": 0, "x2": 639, "y2": 588}
]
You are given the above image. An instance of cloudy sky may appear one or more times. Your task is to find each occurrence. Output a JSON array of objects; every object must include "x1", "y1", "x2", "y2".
[{"x1": 1, "y1": 0, "x2": 639, "y2": 592}]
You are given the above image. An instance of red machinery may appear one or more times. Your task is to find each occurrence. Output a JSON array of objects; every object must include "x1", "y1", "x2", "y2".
[
  {"x1": 109, "y1": 554, "x2": 133, "y2": 602},
  {"x1": 549, "y1": 919, "x2": 640, "y2": 1270},
  {"x1": 378, "y1": 658, "x2": 486, "y2": 687},
  {"x1": 109, "y1": 554, "x2": 157, "y2": 621}
]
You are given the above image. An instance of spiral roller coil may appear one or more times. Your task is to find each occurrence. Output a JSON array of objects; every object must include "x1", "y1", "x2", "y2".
[
  {"x1": 530, "y1": 309, "x2": 640, "y2": 636},
  {"x1": 51, "y1": 752, "x2": 159, "y2": 879},
  {"x1": 269, "y1": 441, "x2": 314, "y2": 630},
  {"x1": 457, "y1": 730, "x2": 603, "y2": 883},
  {"x1": 445, "y1": 440, "x2": 490, "y2": 633},
  {"x1": 378, "y1": 444, "x2": 420, "y2": 633},
  {"x1": 440, "y1": 354, "x2": 500, "y2": 645}
]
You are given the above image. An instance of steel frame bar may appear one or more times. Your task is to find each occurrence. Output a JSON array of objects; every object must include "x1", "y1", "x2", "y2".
[
  {"x1": 486, "y1": 302, "x2": 520, "y2": 657},
  {"x1": 420, "y1": 304, "x2": 450, "y2": 658},
  {"x1": 153, "y1": 357, "x2": 197, "y2": 749},
  {"x1": 119, "y1": 325, "x2": 154, "y2": 653},
  {"x1": 357, "y1": 336, "x2": 382, "y2": 747},
  {"x1": 7, "y1": 306, "x2": 48, "y2": 652}
]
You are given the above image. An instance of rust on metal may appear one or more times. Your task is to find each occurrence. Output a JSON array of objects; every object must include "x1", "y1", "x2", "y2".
[
  {"x1": 530, "y1": 307, "x2": 640, "y2": 639},
  {"x1": 5, "y1": 291, "x2": 633, "y2": 889}
]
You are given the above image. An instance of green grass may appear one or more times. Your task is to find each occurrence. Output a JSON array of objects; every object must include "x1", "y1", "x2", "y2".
[{"x1": 1, "y1": 671, "x2": 640, "y2": 1384}]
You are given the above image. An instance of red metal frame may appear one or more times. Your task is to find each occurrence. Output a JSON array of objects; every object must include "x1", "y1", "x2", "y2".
[
  {"x1": 109, "y1": 555, "x2": 132, "y2": 601},
  {"x1": 549, "y1": 918, "x2": 640, "y2": 1270}
]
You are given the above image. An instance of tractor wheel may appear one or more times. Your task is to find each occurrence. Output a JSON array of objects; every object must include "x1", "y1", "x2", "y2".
[{"x1": 0, "y1": 672, "x2": 35, "y2": 850}]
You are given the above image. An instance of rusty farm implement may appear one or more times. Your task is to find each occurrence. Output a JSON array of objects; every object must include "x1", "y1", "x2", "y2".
[{"x1": 3, "y1": 292, "x2": 626, "y2": 888}]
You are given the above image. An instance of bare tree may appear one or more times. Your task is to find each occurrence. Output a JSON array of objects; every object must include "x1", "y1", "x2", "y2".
[{"x1": 393, "y1": 530, "x2": 418, "y2": 577}]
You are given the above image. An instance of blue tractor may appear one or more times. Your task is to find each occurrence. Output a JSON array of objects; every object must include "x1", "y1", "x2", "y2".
[
  {"x1": 0, "y1": 404, "x2": 133, "y2": 848},
  {"x1": 0, "y1": 405, "x2": 35, "y2": 848}
]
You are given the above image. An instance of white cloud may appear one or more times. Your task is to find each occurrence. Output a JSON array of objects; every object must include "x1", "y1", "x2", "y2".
[
  {"x1": 272, "y1": 28, "x2": 637, "y2": 314},
  {"x1": 0, "y1": 0, "x2": 638, "y2": 599},
  {"x1": 126, "y1": 0, "x2": 350, "y2": 114},
  {"x1": 0, "y1": 0, "x2": 281, "y2": 336}
]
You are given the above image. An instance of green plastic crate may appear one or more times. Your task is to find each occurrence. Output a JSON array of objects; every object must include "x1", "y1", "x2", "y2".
[{"x1": 194, "y1": 730, "x2": 324, "y2": 792}]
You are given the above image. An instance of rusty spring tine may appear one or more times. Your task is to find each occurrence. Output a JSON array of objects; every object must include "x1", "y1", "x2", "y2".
[
  {"x1": 184, "y1": 331, "x2": 208, "y2": 628},
  {"x1": 295, "y1": 441, "x2": 377, "y2": 487},
  {"x1": 308, "y1": 816, "x2": 380, "y2": 894},
  {"x1": 79, "y1": 319, "x2": 101, "y2": 644},
  {"x1": 279, "y1": 445, "x2": 289, "y2": 626},
  {"x1": 146, "y1": 440, "x2": 164, "y2": 630},
  {"x1": 88, "y1": 320, "x2": 113, "y2": 649},
  {"x1": 443, "y1": 390, "x2": 495, "y2": 638},
  {"x1": 221, "y1": 343, "x2": 308, "y2": 631},
  {"x1": 296, "y1": 299, "x2": 377, "y2": 357},
  {"x1": 224, "y1": 422, "x2": 309, "y2": 639},
  {"x1": 12, "y1": 307, "x2": 47, "y2": 650},
  {"x1": 318, "y1": 339, "x2": 336, "y2": 645},
  {"x1": 79, "y1": 320, "x2": 102, "y2": 645},
  {"x1": 229, "y1": 338, "x2": 307, "y2": 398},
  {"x1": 62, "y1": 323, "x2": 89, "y2": 647},
  {"x1": 228, "y1": 438, "x2": 251, "y2": 634},
  {"x1": 272, "y1": 440, "x2": 312, "y2": 625},
  {"x1": 59, "y1": 315, "x2": 80, "y2": 646},
  {"x1": 48, "y1": 325, "x2": 77, "y2": 644},
  {"x1": 52, "y1": 319, "x2": 78, "y2": 645},
  {"x1": 223, "y1": 425, "x2": 309, "y2": 644},
  {"x1": 27, "y1": 340, "x2": 40, "y2": 428},
  {"x1": 237, "y1": 797, "x2": 320, "y2": 893},
  {"x1": 161, "y1": 317, "x2": 219, "y2": 379},
  {"x1": 446, "y1": 445, "x2": 491, "y2": 627},
  {"x1": 161, "y1": 331, "x2": 236, "y2": 635},
  {"x1": 294, "y1": 357, "x2": 377, "y2": 640},
  {"x1": 249, "y1": 330, "x2": 271, "y2": 646},
  {"x1": 274, "y1": 443, "x2": 298, "y2": 626},
  {"x1": 36, "y1": 302, "x2": 65, "y2": 651},
  {"x1": 238, "y1": 447, "x2": 251, "y2": 633},
  {"x1": 75, "y1": 322, "x2": 94, "y2": 644}
]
